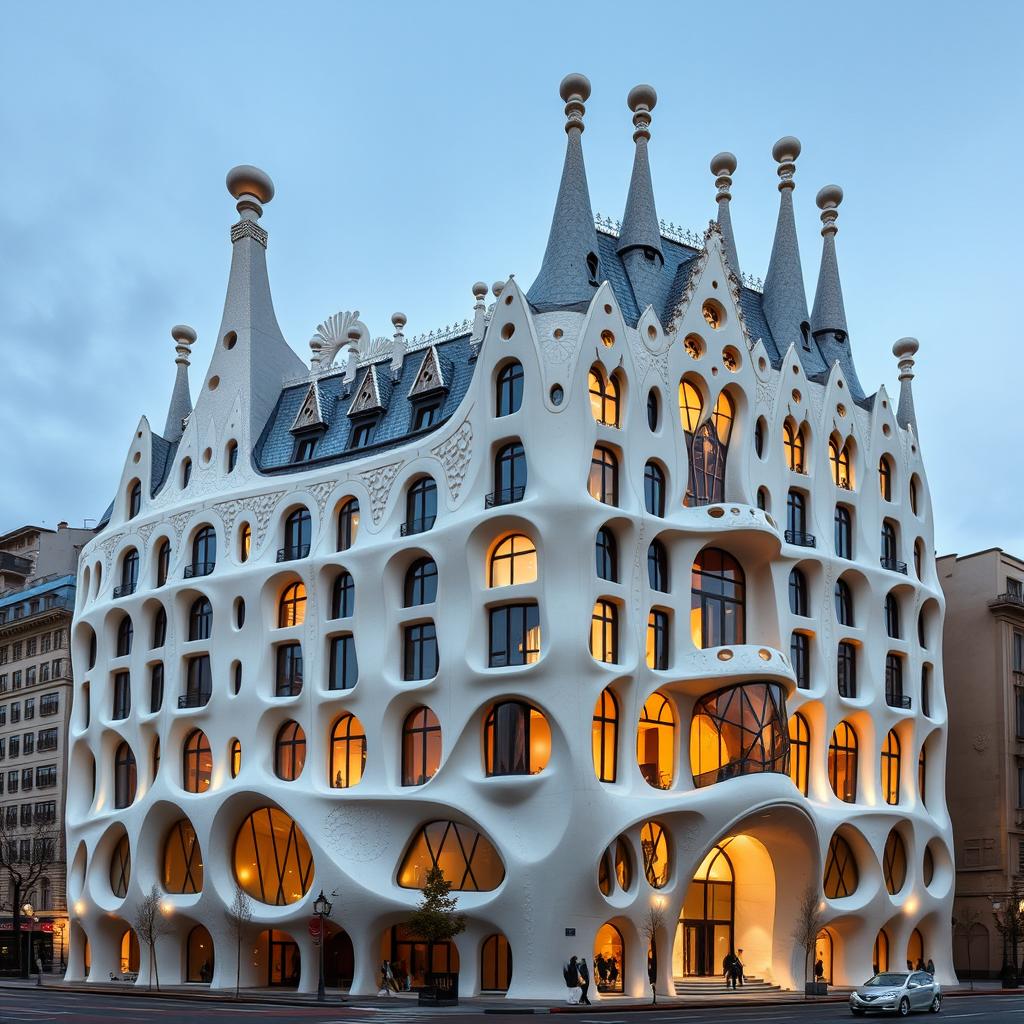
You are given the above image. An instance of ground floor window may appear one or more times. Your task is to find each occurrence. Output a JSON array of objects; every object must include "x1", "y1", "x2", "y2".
[
  {"x1": 186, "y1": 925, "x2": 214, "y2": 983},
  {"x1": 481, "y1": 933, "x2": 512, "y2": 991},
  {"x1": 384, "y1": 924, "x2": 459, "y2": 990},
  {"x1": 593, "y1": 923, "x2": 624, "y2": 992}
]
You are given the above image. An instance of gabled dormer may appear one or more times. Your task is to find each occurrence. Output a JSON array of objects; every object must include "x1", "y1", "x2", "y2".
[
  {"x1": 288, "y1": 378, "x2": 329, "y2": 463},
  {"x1": 346, "y1": 364, "x2": 392, "y2": 450},
  {"x1": 406, "y1": 345, "x2": 453, "y2": 430}
]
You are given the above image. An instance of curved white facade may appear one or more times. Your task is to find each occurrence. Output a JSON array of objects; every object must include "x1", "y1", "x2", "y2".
[{"x1": 65, "y1": 84, "x2": 953, "y2": 999}]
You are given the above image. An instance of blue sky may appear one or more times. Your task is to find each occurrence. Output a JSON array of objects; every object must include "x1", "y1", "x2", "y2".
[{"x1": 1, "y1": 1, "x2": 1021, "y2": 556}]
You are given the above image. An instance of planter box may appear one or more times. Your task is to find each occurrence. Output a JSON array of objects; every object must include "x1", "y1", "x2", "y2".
[{"x1": 805, "y1": 981, "x2": 828, "y2": 995}]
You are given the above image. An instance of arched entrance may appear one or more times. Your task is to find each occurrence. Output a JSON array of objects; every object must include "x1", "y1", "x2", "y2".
[
  {"x1": 383, "y1": 924, "x2": 459, "y2": 990},
  {"x1": 814, "y1": 928, "x2": 833, "y2": 984},
  {"x1": 594, "y1": 923, "x2": 624, "y2": 993},
  {"x1": 254, "y1": 929, "x2": 300, "y2": 987},
  {"x1": 119, "y1": 928, "x2": 140, "y2": 975},
  {"x1": 873, "y1": 929, "x2": 889, "y2": 974},
  {"x1": 186, "y1": 925, "x2": 214, "y2": 983},
  {"x1": 907, "y1": 927, "x2": 924, "y2": 969},
  {"x1": 481, "y1": 933, "x2": 512, "y2": 991},
  {"x1": 677, "y1": 844, "x2": 734, "y2": 977},
  {"x1": 324, "y1": 926, "x2": 354, "y2": 989}
]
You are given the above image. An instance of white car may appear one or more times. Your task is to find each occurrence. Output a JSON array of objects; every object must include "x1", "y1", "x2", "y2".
[{"x1": 849, "y1": 971, "x2": 941, "y2": 1016}]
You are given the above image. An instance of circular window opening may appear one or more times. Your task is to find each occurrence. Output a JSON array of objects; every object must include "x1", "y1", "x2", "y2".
[
  {"x1": 707, "y1": 506, "x2": 725, "y2": 519},
  {"x1": 792, "y1": 389, "x2": 802, "y2": 404},
  {"x1": 683, "y1": 334, "x2": 704, "y2": 360},
  {"x1": 647, "y1": 325, "x2": 657, "y2": 340},
  {"x1": 702, "y1": 299, "x2": 725, "y2": 329},
  {"x1": 882, "y1": 423, "x2": 892, "y2": 436},
  {"x1": 758, "y1": 649, "x2": 772, "y2": 661},
  {"x1": 208, "y1": 376, "x2": 220, "y2": 392},
  {"x1": 202, "y1": 447, "x2": 212, "y2": 464},
  {"x1": 717, "y1": 649, "x2": 733, "y2": 661},
  {"x1": 504, "y1": 294, "x2": 513, "y2": 305},
  {"x1": 723, "y1": 346, "x2": 741, "y2": 372},
  {"x1": 600, "y1": 330, "x2": 615, "y2": 348},
  {"x1": 712, "y1": 279, "x2": 719, "y2": 289},
  {"x1": 223, "y1": 331, "x2": 237, "y2": 350},
  {"x1": 837, "y1": 403, "x2": 847, "y2": 418},
  {"x1": 132, "y1": 452, "x2": 140, "y2": 464},
  {"x1": 758, "y1": 356, "x2": 767, "y2": 372},
  {"x1": 553, "y1": 328, "x2": 563, "y2": 340},
  {"x1": 550, "y1": 384, "x2": 564, "y2": 406},
  {"x1": 603, "y1": 303, "x2": 612, "y2": 315},
  {"x1": 501, "y1": 323, "x2": 515, "y2": 341}
]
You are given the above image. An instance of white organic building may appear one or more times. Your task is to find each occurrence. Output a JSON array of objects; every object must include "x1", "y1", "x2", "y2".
[{"x1": 65, "y1": 75, "x2": 953, "y2": 998}]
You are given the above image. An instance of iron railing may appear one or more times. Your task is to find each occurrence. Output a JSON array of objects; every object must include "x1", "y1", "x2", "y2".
[
  {"x1": 880, "y1": 557, "x2": 908, "y2": 575},
  {"x1": 400, "y1": 516, "x2": 436, "y2": 537},
  {"x1": 485, "y1": 485, "x2": 526, "y2": 508},
  {"x1": 177, "y1": 690, "x2": 210, "y2": 709},
  {"x1": 184, "y1": 562, "x2": 215, "y2": 579},
  {"x1": 785, "y1": 530, "x2": 816, "y2": 548},
  {"x1": 886, "y1": 692, "x2": 913, "y2": 710},
  {"x1": 276, "y1": 544, "x2": 311, "y2": 563}
]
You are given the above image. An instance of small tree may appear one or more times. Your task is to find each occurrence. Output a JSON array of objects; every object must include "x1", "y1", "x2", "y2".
[
  {"x1": 134, "y1": 884, "x2": 172, "y2": 990},
  {"x1": 407, "y1": 866, "x2": 466, "y2": 979},
  {"x1": 641, "y1": 904, "x2": 666, "y2": 1005},
  {"x1": 793, "y1": 883, "x2": 824, "y2": 994},
  {"x1": 953, "y1": 906, "x2": 981, "y2": 991},
  {"x1": 993, "y1": 887, "x2": 1024, "y2": 983},
  {"x1": 225, "y1": 881, "x2": 254, "y2": 997},
  {"x1": 0, "y1": 820, "x2": 60, "y2": 977}
]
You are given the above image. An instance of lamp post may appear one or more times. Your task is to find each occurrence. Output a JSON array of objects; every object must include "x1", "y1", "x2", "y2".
[
  {"x1": 54, "y1": 920, "x2": 66, "y2": 973},
  {"x1": 313, "y1": 889, "x2": 333, "y2": 1002},
  {"x1": 21, "y1": 903, "x2": 36, "y2": 985}
]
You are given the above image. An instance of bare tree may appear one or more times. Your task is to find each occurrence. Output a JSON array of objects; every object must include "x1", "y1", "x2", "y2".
[
  {"x1": 793, "y1": 883, "x2": 824, "y2": 994},
  {"x1": 225, "y1": 881, "x2": 254, "y2": 997},
  {"x1": 0, "y1": 818, "x2": 60, "y2": 977},
  {"x1": 134, "y1": 884, "x2": 172, "y2": 990},
  {"x1": 641, "y1": 904, "x2": 666, "y2": 1005},
  {"x1": 953, "y1": 905, "x2": 981, "y2": 991}
]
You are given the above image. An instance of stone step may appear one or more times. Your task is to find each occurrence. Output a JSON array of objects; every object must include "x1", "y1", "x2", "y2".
[{"x1": 673, "y1": 976, "x2": 782, "y2": 995}]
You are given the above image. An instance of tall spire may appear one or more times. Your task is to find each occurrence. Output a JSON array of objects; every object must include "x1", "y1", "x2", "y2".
[
  {"x1": 762, "y1": 137, "x2": 810, "y2": 350},
  {"x1": 617, "y1": 85, "x2": 663, "y2": 263},
  {"x1": 893, "y1": 337, "x2": 920, "y2": 431},
  {"x1": 710, "y1": 152, "x2": 740, "y2": 279},
  {"x1": 163, "y1": 325, "x2": 195, "y2": 441},
  {"x1": 810, "y1": 184, "x2": 849, "y2": 339},
  {"x1": 527, "y1": 74, "x2": 602, "y2": 313}
]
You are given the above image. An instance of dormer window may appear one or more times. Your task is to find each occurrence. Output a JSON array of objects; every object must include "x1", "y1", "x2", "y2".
[
  {"x1": 293, "y1": 434, "x2": 319, "y2": 463},
  {"x1": 413, "y1": 402, "x2": 442, "y2": 431},
  {"x1": 349, "y1": 418, "x2": 378, "y2": 450}
]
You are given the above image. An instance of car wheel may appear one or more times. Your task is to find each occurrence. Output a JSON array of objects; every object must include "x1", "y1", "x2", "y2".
[
  {"x1": 898, "y1": 996, "x2": 910, "y2": 1016},
  {"x1": 929, "y1": 995, "x2": 941, "y2": 1013}
]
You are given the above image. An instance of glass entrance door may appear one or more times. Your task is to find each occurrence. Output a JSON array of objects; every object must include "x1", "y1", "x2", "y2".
[{"x1": 678, "y1": 844, "x2": 735, "y2": 977}]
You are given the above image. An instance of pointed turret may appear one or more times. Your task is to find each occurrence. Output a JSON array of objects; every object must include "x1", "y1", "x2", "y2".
[
  {"x1": 527, "y1": 74, "x2": 602, "y2": 313},
  {"x1": 762, "y1": 137, "x2": 810, "y2": 350},
  {"x1": 163, "y1": 324, "x2": 195, "y2": 441},
  {"x1": 618, "y1": 84, "x2": 663, "y2": 264},
  {"x1": 810, "y1": 184, "x2": 849, "y2": 340},
  {"x1": 710, "y1": 152, "x2": 740, "y2": 279},
  {"x1": 893, "y1": 337, "x2": 920, "y2": 431}
]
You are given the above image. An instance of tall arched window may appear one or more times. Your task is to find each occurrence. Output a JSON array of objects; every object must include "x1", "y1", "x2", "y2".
[
  {"x1": 404, "y1": 478, "x2": 437, "y2": 535},
  {"x1": 110, "y1": 832, "x2": 131, "y2": 897},
  {"x1": 644, "y1": 462, "x2": 666, "y2": 517},
  {"x1": 647, "y1": 609, "x2": 669, "y2": 669},
  {"x1": 481, "y1": 934, "x2": 513, "y2": 992},
  {"x1": 495, "y1": 361, "x2": 524, "y2": 417},
  {"x1": 596, "y1": 527, "x2": 617, "y2": 582},
  {"x1": 637, "y1": 692, "x2": 675, "y2": 790},
  {"x1": 119, "y1": 549, "x2": 139, "y2": 596},
  {"x1": 789, "y1": 568, "x2": 808, "y2": 616},
  {"x1": 690, "y1": 548, "x2": 745, "y2": 648},
  {"x1": 152, "y1": 607, "x2": 167, "y2": 649},
  {"x1": 883, "y1": 830, "x2": 907, "y2": 895},
  {"x1": 405, "y1": 558, "x2": 439, "y2": 605},
  {"x1": 881, "y1": 730, "x2": 901, "y2": 805},
  {"x1": 823, "y1": 832, "x2": 858, "y2": 898},
  {"x1": 828, "y1": 722, "x2": 858, "y2": 803},
  {"x1": 397, "y1": 820, "x2": 504, "y2": 891},
  {"x1": 282, "y1": 508, "x2": 312, "y2": 560},
  {"x1": 278, "y1": 582, "x2": 307, "y2": 628},
  {"x1": 402, "y1": 707, "x2": 442, "y2": 786},
  {"x1": 647, "y1": 540, "x2": 669, "y2": 593},
  {"x1": 682, "y1": 385, "x2": 733, "y2": 505},
  {"x1": 919, "y1": 746, "x2": 927, "y2": 805},
  {"x1": 157, "y1": 538, "x2": 171, "y2": 586},
  {"x1": 331, "y1": 571, "x2": 355, "y2": 618},
  {"x1": 592, "y1": 688, "x2": 618, "y2": 783},
  {"x1": 788, "y1": 713, "x2": 810, "y2": 795},
  {"x1": 489, "y1": 535, "x2": 537, "y2": 587},
  {"x1": 881, "y1": 521, "x2": 899, "y2": 569},
  {"x1": 837, "y1": 641, "x2": 857, "y2": 698},
  {"x1": 230, "y1": 739, "x2": 241, "y2": 778},
  {"x1": 337, "y1": 498, "x2": 360, "y2": 551},
  {"x1": 116, "y1": 615, "x2": 133, "y2": 657},
  {"x1": 190, "y1": 526, "x2": 216, "y2": 576},
  {"x1": 234, "y1": 808, "x2": 314, "y2": 906},
  {"x1": 835, "y1": 579, "x2": 854, "y2": 625},
  {"x1": 590, "y1": 600, "x2": 618, "y2": 664},
  {"x1": 640, "y1": 821, "x2": 670, "y2": 888},
  {"x1": 127, "y1": 480, "x2": 142, "y2": 519},
  {"x1": 879, "y1": 455, "x2": 893, "y2": 501},
  {"x1": 647, "y1": 389, "x2": 659, "y2": 431},
  {"x1": 114, "y1": 742, "x2": 136, "y2": 809},
  {"x1": 886, "y1": 653, "x2": 906, "y2": 707},
  {"x1": 588, "y1": 445, "x2": 618, "y2": 505},
  {"x1": 589, "y1": 367, "x2": 620, "y2": 427},
  {"x1": 182, "y1": 729, "x2": 212, "y2": 793},
  {"x1": 239, "y1": 522, "x2": 252, "y2": 563},
  {"x1": 828, "y1": 437, "x2": 851, "y2": 489},
  {"x1": 754, "y1": 417, "x2": 765, "y2": 458},
  {"x1": 786, "y1": 490, "x2": 810, "y2": 544},
  {"x1": 834, "y1": 505, "x2": 852, "y2": 559},
  {"x1": 329, "y1": 713, "x2": 366, "y2": 789},
  {"x1": 493, "y1": 442, "x2": 527, "y2": 505},
  {"x1": 484, "y1": 701, "x2": 551, "y2": 776},
  {"x1": 885, "y1": 593, "x2": 901, "y2": 638},
  {"x1": 189, "y1": 596, "x2": 213, "y2": 641},
  {"x1": 783, "y1": 419, "x2": 805, "y2": 472},
  {"x1": 164, "y1": 819, "x2": 203, "y2": 894}
]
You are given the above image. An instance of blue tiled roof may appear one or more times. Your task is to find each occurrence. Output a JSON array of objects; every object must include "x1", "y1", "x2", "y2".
[{"x1": 0, "y1": 575, "x2": 76, "y2": 611}]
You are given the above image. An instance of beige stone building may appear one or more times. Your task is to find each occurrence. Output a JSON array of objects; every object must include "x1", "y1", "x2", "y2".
[
  {"x1": 0, "y1": 523, "x2": 91, "y2": 973},
  {"x1": 938, "y1": 547, "x2": 1024, "y2": 979}
]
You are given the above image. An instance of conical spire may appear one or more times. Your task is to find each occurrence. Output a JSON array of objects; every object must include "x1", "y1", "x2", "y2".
[
  {"x1": 617, "y1": 85, "x2": 663, "y2": 264},
  {"x1": 762, "y1": 137, "x2": 810, "y2": 349},
  {"x1": 710, "y1": 152, "x2": 740, "y2": 279},
  {"x1": 163, "y1": 324, "x2": 195, "y2": 441},
  {"x1": 810, "y1": 184, "x2": 849, "y2": 339},
  {"x1": 527, "y1": 74, "x2": 602, "y2": 313},
  {"x1": 893, "y1": 337, "x2": 920, "y2": 431}
]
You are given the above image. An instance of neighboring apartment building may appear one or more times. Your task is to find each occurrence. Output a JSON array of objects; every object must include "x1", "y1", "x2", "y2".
[
  {"x1": 939, "y1": 548, "x2": 1024, "y2": 979},
  {"x1": 0, "y1": 523, "x2": 91, "y2": 973}
]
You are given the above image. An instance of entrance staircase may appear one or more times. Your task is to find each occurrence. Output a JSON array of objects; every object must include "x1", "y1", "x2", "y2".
[{"x1": 673, "y1": 975, "x2": 782, "y2": 996}]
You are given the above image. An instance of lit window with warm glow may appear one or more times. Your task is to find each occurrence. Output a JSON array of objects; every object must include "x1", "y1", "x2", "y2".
[
  {"x1": 234, "y1": 807, "x2": 314, "y2": 906},
  {"x1": 879, "y1": 456, "x2": 893, "y2": 501},
  {"x1": 182, "y1": 729, "x2": 212, "y2": 793},
  {"x1": 489, "y1": 534, "x2": 538, "y2": 587},
  {"x1": 278, "y1": 582, "x2": 307, "y2": 628},
  {"x1": 588, "y1": 445, "x2": 618, "y2": 505},
  {"x1": 690, "y1": 548, "x2": 745, "y2": 648},
  {"x1": 330, "y1": 712, "x2": 366, "y2": 789},
  {"x1": 589, "y1": 366, "x2": 620, "y2": 427},
  {"x1": 829, "y1": 436, "x2": 853, "y2": 489},
  {"x1": 637, "y1": 692, "x2": 675, "y2": 790},
  {"x1": 789, "y1": 712, "x2": 810, "y2": 795},
  {"x1": 164, "y1": 818, "x2": 203, "y2": 894},
  {"x1": 823, "y1": 832, "x2": 858, "y2": 898},
  {"x1": 398, "y1": 820, "x2": 504, "y2": 891},
  {"x1": 590, "y1": 600, "x2": 618, "y2": 664},
  {"x1": 783, "y1": 419, "x2": 805, "y2": 472},
  {"x1": 679, "y1": 379, "x2": 703, "y2": 434},
  {"x1": 592, "y1": 688, "x2": 618, "y2": 783},
  {"x1": 640, "y1": 820, "x2": 670, "y2": 888},
  {"x1": 402, "y1": 706, "x2": 442, "y2": 786},
  {"x1": 828, "y1": 721, "x2": 858, "y2": 803},
  {"x1": 881, "y1": 729, "x2": 901, "y2": 805},
  {"x1": 484, "y1": 701, "x2": 551, "y2": 776},
  {"x1": 646, "y1": 609, "x2": 669, "y2": 669},
  {"x1": 230, "y1": 739, "x2": 241, "y2": 779}
]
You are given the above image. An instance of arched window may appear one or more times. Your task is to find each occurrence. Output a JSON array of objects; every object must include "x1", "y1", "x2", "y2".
[
  {"x1": 282, "y1": 508, "x2": 312, "y2": 560},
  {"x1": 230, "y1": 739, "x2": 241, "y2": 778},
  {"x1": 119, "y1": 549, "x2": 139, "y2": 596},
  {"x1": 881, "y1": 520, "x2": 899, "y2": 567},
  {"x1": 682, "y1": 385, "x2": 733, "y2": 506},
  {"x1": 596, "y1": 527, "x2": 617, "y2": 582},
  {"x1": 152, "y1": 736, "x2": 161, "y2": 779},
  {"x1": 403, "y1": 623, "x2": 438, "y2": 680},
  {"x1": 275, "y1": 721, "x2": 306, "y2": 781},
  {"x1": 786, "y1": 490, "x2": 810, "y2": 544},
  {"x1": 838, "y1": 641, "x2": 857, "y2": 698},
  {"x1": 647, "y1": 609, "x2": 669, "y2": 669},
  {"x1": 828, "y1": 437, "x2": 852, "y2": 489},
  {"x1": 234, "y1": 808, "x2": 314, "y2": 905},
  {"x1": 590, "y1": 600, "x2": 618, "y2": 663},
  {"x1": 182, "y1": 458, "x2": 192, "y2": 487},
  {"x1": 790, "y1": 632, "x2": 810, "y2": 689},
  {"x1": 157, "y1": 539, "x2": 171, "y2": 586},
  {"x1": 823, "y1": 832, "x2": 859, "y2": 898},
  {"x1": 640, "y1": 821, "x2": 670, "y2": 888},
  {"x1": 182, "y1": 729, "x2": 212, "y2": 793},
  {"x1": 637, "y1": 692, "x2": 675, "y2": 790},
  {"x1": 489, "y1": 535, "x2": 537, "y2": 588},
  {"x1": 789, "y1": 568, "x2": 808, "y2": 616},
  {"x1": 914, "y1": 539, "x2": 924, "y2": 579},
  {"x1": 329, "y1": 713, "x2": 366, "y2": 789},
  {"x1": 644, "y1": 462, "x2": 666, "y2": 517},
  {"x1": 398, "y1": 820, "x2": 505, "y2": 891},
  {"x1": 185, "y1": 925, "x2": 214, "y2": 983},
  {"x1": 789, "y1": 713, "x2": 810, "y2": 795},
  {"x1": 879, "y1": 455, "x2": 893, "y2": 501},
  {"x1": 883, "y1": 829, "x2": 907, "y2": 894},
  {"x1": 113, "y1": 616, "x2": 133, "y2": 659},
  {"x1": 331, "y1": 571, "x2": 355, "y2": 618},
  {"x1": 278, "y1": 582, "x2": 307, "y2": 628},
  {"x1": 405, "y1": 477, "x2": 437, "y2": 535},
  {"x1": 589, "y1": 366, "x2": 620, "y2": 427},
  {"x1": 881, "y1": 730, "x2": 901, "y2": 805},
  {"x1": 910, "y1": 476, "x2": 920, "y2": 515},
  {"x1": 588, "y1": 445, "x2": 618, "y2": 505},
  {"x1": 189, "y1": 596, "x2": 213, "y2": 641},
  {"x1": 490, "y1": 359, "x2": 524, "y2": 419},
  {"x1": 484, "y1": 701, "x2": 551, "y2": 776},
  {"x1": 481, "y1": 934, "x2": 513, "y2": 992},
  {"x1": 756, "y1": 486, "x2": 768, "y2": 510},
  {"x1": 110, "y1": 832, "x2": 130, "y2": 898},
  {"x1": 405, "y1": 558, "x2": 439, "y2": 605},
  {"x1": 329, "y1": 635, "x2": 358, "y2": 690},
  {"x1": 885, "y1": 593, "x2": 901, "y2": 638},
  {"x1": 690, "y1": 548, "x2": 745, "y2": 648},
  {"x1": 114, "y1": 742, "x2": 136, "y2": 809},
  {"x1": 337, "y1": 498, "x2": 360, "y2": 551},
  {"x1": 594, "y1": 923, "x2": 625, "y2": 992},
  {"x1": 921, "y1": 664, "x2": 932, "y2": 718},
  {"x1": 647, "y1": 389, "x2": 659, "y2": 431},
  {"x1": 783, "y1": 419, "x2": 805, "y2": 472},
  {"x1": 164, "y1": 819, "x2": 203, "y2": 894},
  {"x1": 402, "y1": 707, "x2": 441, "y2": 786},
  {"x1": 152, "y1": 607, "x2": 167, "y2": 649},
  {"x1": 647, "y1": 540, "x2": 669, "y2": 593},
  {"x1": 592, "y1": 688, "x2": 618, "y2": 783},
  {"x1": 754, "y1": 417, "x2": 765, "y2": 458},
  {"x1": 828, "y1": 722, "x2": 858, "y2": 803},
  {"x1": 679, "y1": 379, "x2": 703, "y2": 433},
  {"x1": 127, "y1": 480, "x2": 142, "y2": 519},
  {"x1": 919, "y1": 745, "x2": 927, "y2": 805},
  {"x1": 874, "y1": 930, "x2": 890, "y2": 973},
  {"x1": 493, "y1": 442, "x2": 527, "y2": 505},
  {"x1": 191, "y1": 525, "x2": 216, "y2": 576},
  {"x1": 149, "y1": 664, "x2": 164, "y2": 713},
  {"x1": 227, "y1": 440, "x2": 238, "y2": 472},
  {"x1": 834, "y1": 505, "x2": 852, "y2": 559},
  {"x1": 239, "y1": 523, "x2": 252, "y2": 562},
  {"x1": 835, "y1": 579, "x2": 854, "y2": 625}
]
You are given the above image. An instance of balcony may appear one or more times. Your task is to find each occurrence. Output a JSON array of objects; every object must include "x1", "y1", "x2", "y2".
[
  {"x1": 881, "y1": 557, "x2": 909, "y2": 575},
  {"x1": 112, "y1": 581, "x2": 136, "y2": 599},
  {"x1": 0, "y1": 552, "x2": 32, "y2": 576},
  {"x1": 485, "y1": 485, "x2": 526, "y2": 508},
  {"x1": 276, "y1": 543, "x2": 311, "y2": 563},
  {"x1": 177, "y1": 690, "x2": 210, "y2": 709},
  {"x1": 784, "y1": 530, "x2": 816, "y2": 548},
  {"x1": 991, "y1": 591, "x2": 1024, "y2": 613},
  {"x1": 400, "y1": 516, "x2": 436, "y2": 537},
  {"x1": 886, "y1": 692, "x2": 912, "y2": 710},
  {"x1": 184, "y1": 562, "x2": 215, "y2": 579}
]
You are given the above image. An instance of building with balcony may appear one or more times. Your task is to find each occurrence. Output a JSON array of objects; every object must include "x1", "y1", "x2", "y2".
[
  {"x1": 938, "y1": 548, "x2": 1024, "y2": 978},
  {"x1": 0, "y1": 522, "x2": 91, "y2": 973},
  {"x1": 65, "y1": 75, "x2": 951, "y2": 997}
]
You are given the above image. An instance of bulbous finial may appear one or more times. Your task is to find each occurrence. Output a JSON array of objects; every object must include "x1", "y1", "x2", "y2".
[
  {"x1": 472, "y1": 281, "x2": 488, "y2": 302},
  {"x1": 226, "y1": 165, "x2": 275, "y2": 218},
  {"x1": 491, "y1": 280, "x2": 505, "y2": 299},
  {"x1": 710, "y1": 152, "x2": 737, "y2": 177},
  {"x1": 391, "y1": 312, "x2": 407, "y2": 332},
  {"x1": 171, "y1": 324, "x2": 196, "y2": 366},
  {"x1": 559, "y1": 73, "x2": 591, "y2": 134},
  {"x1": 626, "y1": 84, "x2": 657, "y2": 141},
  {"x1": 771, "y1": 137, "x2": 801, "y2": 191},
  {"x1": 816, "y1": 184, "x2": 844, "y2": 236},
  {"x1": 893, "y1": 337, "x2": 919, "y2": 361}
]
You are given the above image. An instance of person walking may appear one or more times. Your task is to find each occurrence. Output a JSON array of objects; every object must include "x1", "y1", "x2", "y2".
[
  {"x1": 607, "y1": 956, "x2": 619, "y2": 989},
  {"x1": 723, "y1": 951, "x2": 739, "y2": 990},
  {"x1": 814, "y1": 957, "x2": 825, "y2": 983},
  {"x1": 596, "y1": 953, "x2": 608, "y2": 991},
  {"x1": 578, "y1": 954, "x2": 592, "y2": 1005},
  {"x1": 563, "y1": 955, "x2": 580, "y2": 1004}
]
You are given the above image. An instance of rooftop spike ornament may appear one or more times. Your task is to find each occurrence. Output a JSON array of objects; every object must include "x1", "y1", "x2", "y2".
[
  {"x1": 163, "y1": 324, "x2": 195, "y2": 441},
  {"x1": 810, "y1": 184, "x2": 849, "y2": 340},
  {"x1": 710, "y1": 152, "x2": 740, "y2": 279},
  {"x1": 618, "y1": 84, "x2": 663, "y2": 264},
  {"x1": 893, "y1": 337, "x2": 920, "y2": 432}
]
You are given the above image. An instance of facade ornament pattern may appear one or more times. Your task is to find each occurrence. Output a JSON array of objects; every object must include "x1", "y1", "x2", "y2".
[
  {"x1": 211, "y1": 498, "x2": 245, "y2": 547},
  {"x1": 431, "y1": 420, "x2": 473, "y2": 500},
  {"x1": 230, "y1": 219, "x2": 268, "y2": 248},
  {"x1": 250, "y1": 491, "x2": 288, "y2": 549},
  {"x1": 322, "y1": 806, "x2": 390, "y2": 862},
  {"x1": 169, "y1": 510, "x2": 193, "y2": 545},
  {"x1": 308, "y1": 480, "x2": 337, "y2": 521},
  {"x1": 358, "y1": 462, "x2": 402, "y2": 524}
]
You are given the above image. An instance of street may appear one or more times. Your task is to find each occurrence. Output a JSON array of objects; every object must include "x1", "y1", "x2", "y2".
[{"x1": 3, "y1": 989, "x2": 1024, "y2": 1024}]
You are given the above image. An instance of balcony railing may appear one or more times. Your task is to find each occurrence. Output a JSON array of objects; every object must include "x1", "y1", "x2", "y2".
[
  {"x1": 881, "y1": 557, "x2": 908, "y2": 575},
  {"x1": 485, "y1": 485, "x2": 526, "y2": 509},
  {"x1": 276, "y1": 543, "x2": 311, "y2": 563},
  {"x1": 274, "y1": 681, "x2": 303, "y2": 698},
  {"x1": 692, "y1": 760, "x2": 788, "y2": 789},
  {"x1": 184, "y1": 562, "x2": 215, "y2": 579},
  {"x1": 112, "y1": 581, "x2": 136, "y2": 599},
  {"x1": 400, "y1": 516, "x2": 436, "y2": 537},
  {"x1": 177, "y1": 690, "x2": 211, "y2": 709},
  {"x1": 785, "y1": 530, "x2": 816, "y2": 548},
  {"x1": 0, "y1": 552, "x2": 32, "y2": 576},
  {"x1": 991, "y1": 591, "x2": 1024, "y2": 612},
  {"x1": 886, "y1": 692, "x2": 913, "y2": 710}
]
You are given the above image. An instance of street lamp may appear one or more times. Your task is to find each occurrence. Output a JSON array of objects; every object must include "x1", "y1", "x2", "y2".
[
  {"x1": 21, "y1": 903, "x2": 37, "y2": 984},
  {"x1": 313, "y1": 889, "x2": 333, "y2": 1002},
  {"x1": 54, "y1": 920, "x2": 66, "y2": 973}
]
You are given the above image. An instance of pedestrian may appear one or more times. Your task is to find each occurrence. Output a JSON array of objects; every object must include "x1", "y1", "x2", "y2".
[
  {"x1": 607, "y1": 957, "x2": 619, "y2": 989},
  {"x1": 563, "y1": 955, "x2": 581, "y2": 1005},
  {"x1": 814, "y1": 957, "x2": 824, "y2": 982},
  {"x1": 578, "y1": 953, "x2": 592, "y2": 1005},
  {"x1": 926, "y1": 958, "x2": 935, "y2": 975},
  {"x1": 723, "y1": 951, "x2": 739, "y2": 990},
  {"x1": 596, "y1": 952, "x2": 608, "y2": 990},
  {"x1": 379, "y1": 959, "x2": 395, "y2": 996},
  {"x1": 736, "y1": 948, "x2": 745, "y2": 987}
]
